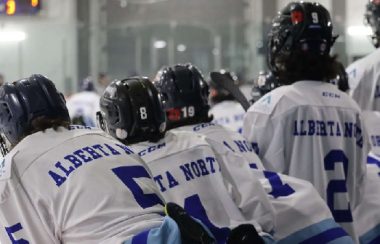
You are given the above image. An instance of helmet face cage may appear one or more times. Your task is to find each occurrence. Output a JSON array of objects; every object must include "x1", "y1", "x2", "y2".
[
  {"x1": 268, "y1": 2, "x2": 335, "y2": 74},
  {"x1": 99, "y1": 77, "x2": 166, "y2": 144},
  {"x1": 154, "y1": 64, "x2": 210, "y2": 124},
  {"x1": 365, "y1": 0, "x2": 380, "y2": 48},
  {"x1": 0, "y1": 74, "x2": 70, "y2": 148}
]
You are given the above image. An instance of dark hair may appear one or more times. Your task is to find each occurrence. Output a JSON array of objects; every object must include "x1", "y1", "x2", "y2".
[
  {"x1": 10, "y1": 116, "x2": 69, "y2": 148},
  {"x1": 166, "y1": 113, "x2": 213, "y2": 130},
  {"x1": 29, "y1": 116, "x2": 70, "y2": 134},
  {"x1": 275, "y1": 50, "x2": 340, "y2": 85}
]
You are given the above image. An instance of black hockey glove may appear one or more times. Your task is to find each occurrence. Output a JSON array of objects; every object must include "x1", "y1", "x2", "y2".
[
  {"x1": 227, "y1": 224, "x2": 265, "y2": 244},
  {"x1": 165, "y1": 202, "x2": 215, "y2": 244}
]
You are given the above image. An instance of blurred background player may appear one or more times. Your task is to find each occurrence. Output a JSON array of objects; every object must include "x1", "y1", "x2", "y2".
[
  {"x1": 154, "y1": 63, "x2": 354, "y2": 243},
  {"x1": 66, "y1": 76, "x2": 100, "y2": 127},
  {"x1": 243, "y1": 2, "x2": 368, "y2": 240},
  {"x1": 208, "y1": 69, "x2": 245, "y2": 133},
  {"x1": 97, "y1": 76, "x2": 274, "y2": 244},
  {"x1": 346, "y1": 0, "x2": 380, "y2": 111},
  {"x1": 250, "y1": 71, "x2": 280, "y2": 104},
  {"x1": 0, "y1": 74, "x2": 212, "y2": 244},
  {"x1": 0, "y1": 73, "x2": 5, "y2": 86},
  {"x1": 96, "y1": 72, "x2": 112, "y2": 94}
]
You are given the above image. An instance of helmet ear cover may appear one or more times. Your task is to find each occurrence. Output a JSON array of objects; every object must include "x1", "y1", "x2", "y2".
[
  {"x1": 268, "y1": 2, "x2": 336, "y2": 74},
  {"x1": 99, "y1": 77, "x2": 166, "y2": 144}
]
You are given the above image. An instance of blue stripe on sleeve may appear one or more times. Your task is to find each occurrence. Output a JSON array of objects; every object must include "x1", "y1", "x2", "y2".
[
  {"x1": 367, "y1": 155, "x2": 380, "y2": 166},
  {"x1": 123, "y1": 217, "x2": 181, "y2": 244},
  {"x1": 278, "y1": 218, "x2": 354, "y2": 244},
  {"x1": 359, "y1": 224, "x2": 380, "y2": 244},
  {"x1": 131, "y1": 229, "x2": 149, "y2": 244},
  {"x1": 300, "y1": 227, "x2": 350, "y2": 244}
]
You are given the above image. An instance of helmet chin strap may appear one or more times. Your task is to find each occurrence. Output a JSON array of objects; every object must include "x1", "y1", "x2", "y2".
[
  {"x1": 372, "y1": 35, "x2": 380, "y2": 48},
  {"x1": 0, "y1": 133, "x2": 9, "y2": 157}
]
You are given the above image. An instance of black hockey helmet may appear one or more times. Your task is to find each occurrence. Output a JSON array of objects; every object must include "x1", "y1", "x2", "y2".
[
  {"x1": 329, "y1": 62, "x2": 349, "y2": 92},
  {"x1": 209, "y1": 69, "x2": 239, "y2": 104},
  {"x1": 365, "y1": 0, "x2": 380, "y2": 48},
  {"x1": 251, "y1": 71, "x2": 281, "y2": 104},
  {"x1": 0, "y1": 74, "x2": 70, "y2": 146},
  {"x1": 268, "y1": 1, "x2": 337, "y2": 74},
  {"x1": 97, "y1": 77, "x2": 166, "y2": 144},
  {"x1": 154, "y1": 64, "x2": 211, "y2": 128}
]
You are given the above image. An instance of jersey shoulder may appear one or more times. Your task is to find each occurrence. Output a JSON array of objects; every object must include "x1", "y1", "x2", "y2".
[
  {"x1": 131, "y1": 131, "x2": 209, "y2": 162},
  {"x1": 248, "y1": 81, "x2": 360, "y2": 118},
  {"x1": 247, "y1": 85, "x2": 292, "y2": 115},
  {"x1": 346, "y1": 48, "x2": 380, "y2": 90},
  {"x1": 346, "y1": 48, "x2": 380, "y2": 74}
]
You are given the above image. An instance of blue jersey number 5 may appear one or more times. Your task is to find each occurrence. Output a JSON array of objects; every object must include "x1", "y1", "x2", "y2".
[
  {"x1": 5, "y1": 223, "x2": 29, "y2": 244},
  {"x1": 112, "y1": 165, "x2": 164, "y2": 209},
  {"x1": 324, "y1": 150, "x2": 353, "y2": 222}
]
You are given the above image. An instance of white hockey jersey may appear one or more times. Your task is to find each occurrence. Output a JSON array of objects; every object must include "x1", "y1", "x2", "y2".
[
  {"x1": 243, "y1": 80, "x2": 368, "y2": 240},
  {"x1": 346, "y1": 48, "x2": 380, "y2": 111},
  {"x1": 210, "y1": 101, "x2": 246, "y2": 133},
  {"x1": 131, "y1": 130, "x2": 275, "y2": 243},
  {"x1": 362, "y1": 110, "x2": 380, "y2": 155},
  {"x1": 174, "y1": 122, "x2": 353, "y2": 243},
  {"x1": 354, "y1": 111, "x2": 380, "y2": 243},
  {"x1": 0, "y1": 127, "x2": 166, "y2": 244},
  {"x1": 353, "y1": 152, "x2": 380, "y2": 244},
  {"x1": 66, "y1": 91, "x2": 100, "y2": 127}
]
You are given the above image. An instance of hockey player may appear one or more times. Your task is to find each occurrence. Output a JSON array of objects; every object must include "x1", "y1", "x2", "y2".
[
  {"x1": 154, "y1": 63, "x2": 354, "y2": 243},
  {"x1": 208, "y1": 70, "x2": 246, "y2": 133},
  {"x1": 66, "y1": 76, "x2": 100, "y2": 127},
  {"x1": 353, "y1": 151, "x2": 380, "y2": 244},
  {"x1": 97, "y1": 77, "x2": 274, "y2": 244},
  {"x1": 243, "y1": 2, "x2": 368, "y2": 240},
  {"x1": 346, "y1": 0, "x2": 380, "y2": 111},
  {"x1": 250, "y1": 71, "x2": 281, "y2": 104},
  {"x1": 350, "y1": 110, "x2": 380, "y2": 244},
  {"x1": 0, "y1": 74, "x2": 213, "y2": 244}
]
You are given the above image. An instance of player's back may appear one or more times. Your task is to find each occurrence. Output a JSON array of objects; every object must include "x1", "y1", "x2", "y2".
[
  {"x1": 172, "y1": 122, "x2": 264, "y2": 170},
  {"x1": 174, "y1": 121, "x2": 355, "y2": 243},
  {"x1": 346, "y1": 48, "x2": 380, "y2": 111},
  {"x1": 362, "y1": 110, "x2": 380, "y2": 155},
  {"x1": 352, "y1": 111, "x2": 380, "y2": 243},
  {"x1": 66, "y1": 91, "x2": 100, "y2": 127},
  {"x1": 0, "y1": 126, "x2": 164, "y2": 244},
  {"x1": 353, "y1": 152, "x2": 380, "y2": 244},
  {"x1": 243, "y1": 80, "x2": 368, "y2": 237},
  {"x1": 210, "y1": 101, "x2": 245, "y2": 134},
  {"x1": 131, "y1": 130, "x2": 274, "y2": 243}
]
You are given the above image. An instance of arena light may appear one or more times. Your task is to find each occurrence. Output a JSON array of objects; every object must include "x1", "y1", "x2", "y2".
[
  {"x1": 31, "y1": 0, "x2": 39, "y2": 8},
  {"x1": 153, "y1": 40, "x2": 167, "y2": 49},
  {"x1": 177, "y1": 44, "x2": 186, "y2": 52},
  {"x1": 347, "y1": 25, "x2": 372, "y2": 37},
  {"x1": 6, "y1": 0, "x2": 16, "y2": 15},
  {"x1": 0, "y1": 30, "x2": 27, "y2": 42}
]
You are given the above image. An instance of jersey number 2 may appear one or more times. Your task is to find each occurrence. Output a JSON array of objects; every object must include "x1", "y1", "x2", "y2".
[{"x1": 324, "y1": 150, "x2": 353, "y2": 222}]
